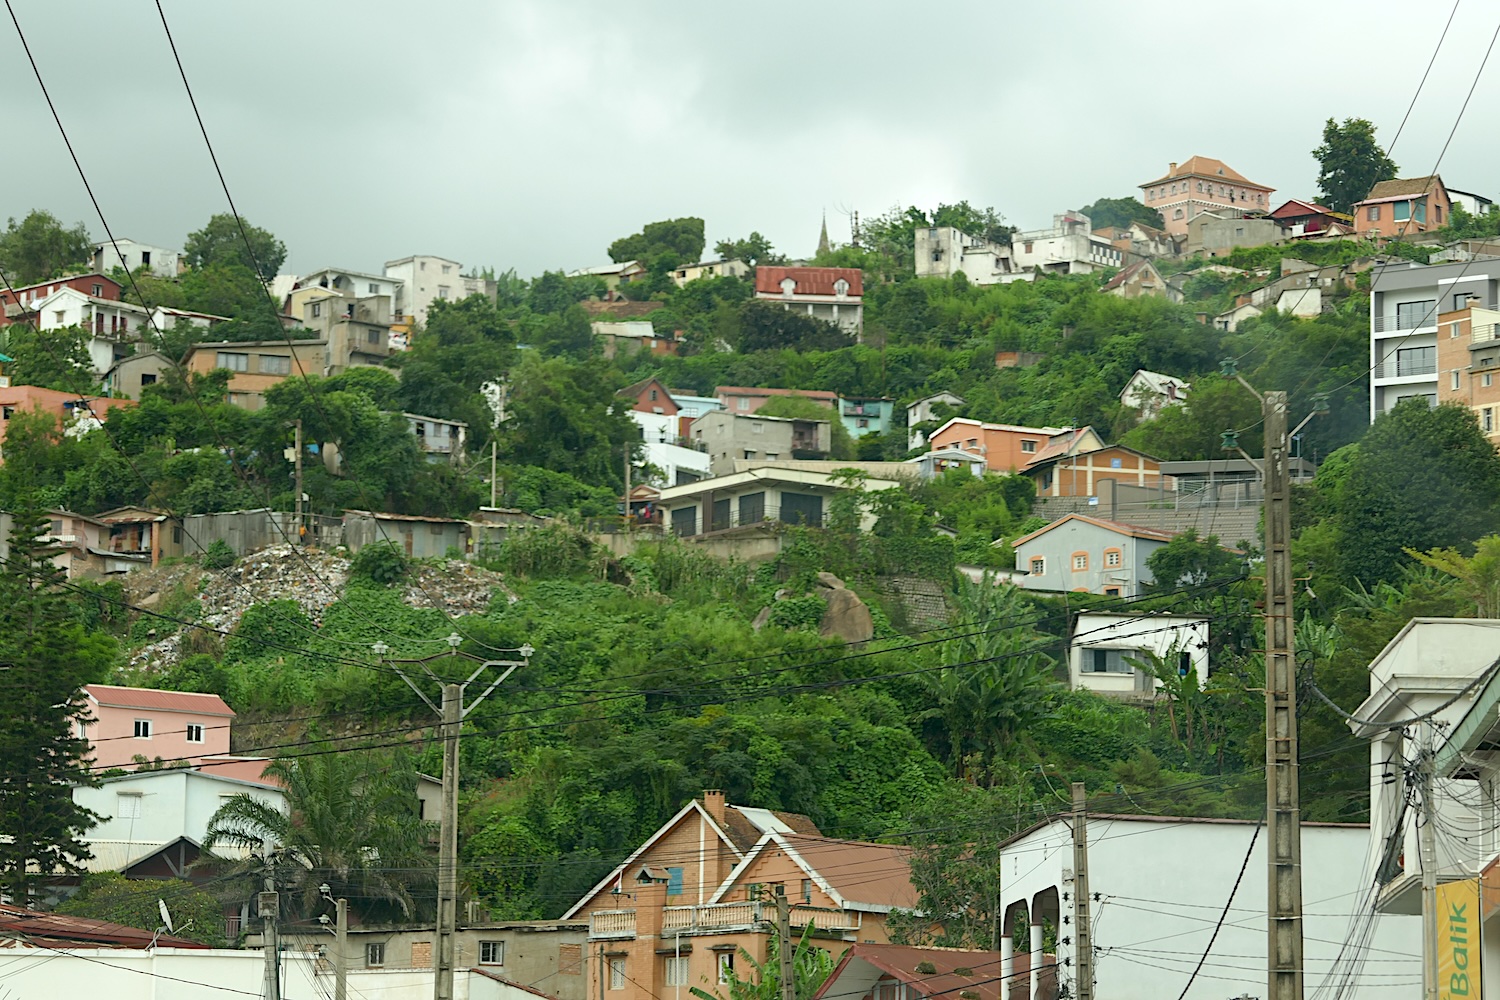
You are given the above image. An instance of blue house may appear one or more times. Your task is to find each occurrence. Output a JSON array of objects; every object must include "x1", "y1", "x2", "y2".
[{"x1": 838, "y1": 396, "x2": 895, "y2": 438}]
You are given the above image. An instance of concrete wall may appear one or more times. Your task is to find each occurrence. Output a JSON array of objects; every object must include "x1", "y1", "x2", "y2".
[
  {"x1": 74, "y1": 772, "x2": 284, "y2": 869},
  {"x1": 0, "y1": 947, "x2": 319, "y2": 1000},
  {"x1": 343, "y1": 923, "x2": 588, "y2": 1000},
  {"x1": 1068, "y1": 613, "x2": 1208, "y2": 695},
  {"x1": 1014, "y1": 519, "x2": 1164, "y2": 597},
  {"x1": 1186, "y1": 215, "x2": 1283, "y2": 257}
]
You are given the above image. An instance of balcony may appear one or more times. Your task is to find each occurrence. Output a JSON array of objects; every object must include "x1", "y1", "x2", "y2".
[
  {"x1": 1375, "y1": 300, "x2": 1500, "y2": 334},
  {"x1": 1372, "y1": 358, "x2": 1437, "y2": 380},
  {"x1": 591, "y1": 902, "x2": 860, "y2": 940},
  {"x1": 1472, "y1": 323, "x2": 1500, "y2": 346}
]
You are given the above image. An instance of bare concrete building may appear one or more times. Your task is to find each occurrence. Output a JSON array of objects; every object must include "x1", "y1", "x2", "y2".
[{"x1": 688, "y1": 410, "x2": 832, "y2": 476}]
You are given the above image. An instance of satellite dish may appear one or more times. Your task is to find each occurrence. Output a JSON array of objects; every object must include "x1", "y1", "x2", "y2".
[{"x1": 158, "y1": 899, "x2": 174, "y2": 934}]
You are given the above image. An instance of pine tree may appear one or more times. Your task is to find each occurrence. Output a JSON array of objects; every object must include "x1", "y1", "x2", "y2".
[{"x1": 0, "y1": 502, "x2": 115, "y2": 904}]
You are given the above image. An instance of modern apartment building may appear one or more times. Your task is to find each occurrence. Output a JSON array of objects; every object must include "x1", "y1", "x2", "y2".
[{"x1": 1369, "y1": 258, "x2": 1500, "y2": 421}]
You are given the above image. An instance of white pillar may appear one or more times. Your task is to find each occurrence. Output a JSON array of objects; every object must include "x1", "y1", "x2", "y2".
[
  {"x1": 1029, "y1": 922, "x2": 1043, "y2": 1000},
  {"x1": 1000, "y1": 931, "x2": 1014, "y2": 997}
]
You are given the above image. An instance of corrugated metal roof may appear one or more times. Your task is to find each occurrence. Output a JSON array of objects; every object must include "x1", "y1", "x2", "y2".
[
  {"x1": 84, "y1": 684, "x2": 235, "y2": 718},
  {"x1": 753, "y1": 266, "x2": 864, "y2": 298},
  {"x1": 0, "y1": 904, "x2": 209, "y2": 949}
]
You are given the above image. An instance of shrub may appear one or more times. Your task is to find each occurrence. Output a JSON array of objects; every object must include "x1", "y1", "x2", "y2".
[
  {"x1": 200, "y1": 539, "x2": 236, "y2": 570},
  {"x1": 350, "y1": 541, "x2": 408, "y2": 586}
]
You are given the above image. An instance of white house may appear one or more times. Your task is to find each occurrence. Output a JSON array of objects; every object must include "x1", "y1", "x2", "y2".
[
  {"x1": 1068, "y1": 612, "x2": 1208, "y2": 697},
  {"x1": 1119, "y1": 369, "x2": 1190, "y2": 419},
  {"x1": 905, "y1": 391, "x2": 965, "y2": 450},
  {"x1": 1010, "y1": 212, "x2": 1123, "y2": 276},
  {"x1": 1213, "y1": 301, "x2": 1262, "y2": 332},
  {"x1": 29, "y1": 286, "x2": 150, "y2": 376},
  {"x1": 914, "y1": 227, "x2": 1018, "y2": 285},
  {"x1": 0, "y1": 943, "x2": 321, "y2": 1000},
  {"x1": 299, "y1": 266, "x2": 403, "y2": 304},
  {"x1": 91, "y1": 238, "x2": 181, "y2": 278},
  {"x1": 405, "y1": 412, "x2": 467, "y2": 463},
  {"x1": 71, "y1": 768, "x2": 285, "y2": 874},
  {"x1": 384, "y1": 254, "x2": 465, "y2": 326},
  {"x1": 998, "y1": 814, "x2": 1419, "y2": 999}
]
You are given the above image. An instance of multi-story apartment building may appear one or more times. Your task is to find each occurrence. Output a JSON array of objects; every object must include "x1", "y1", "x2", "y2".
[
  {"x1": 1138, "y1": 157, "x2": 1275, "y2": 236},
  {"x1": 1369, "y1": 258, "x2": 1500, "y2": 421},
  {"x1": 1435, "y1": 299, "x2": 1500, "y2": 447},
  {"x1": 913, "y1": 226, "x2": 1021, "y2": 284}
]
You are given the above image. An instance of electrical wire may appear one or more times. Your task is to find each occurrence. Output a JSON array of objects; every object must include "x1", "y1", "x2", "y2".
[{"x1": 1171, "y1": 807, "x2": 1261, "y2": 1000}]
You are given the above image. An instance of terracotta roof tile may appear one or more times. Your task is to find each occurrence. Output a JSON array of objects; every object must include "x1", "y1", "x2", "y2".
[
  {"x1": 778, "y1": 834, "x2": 917, "y2": 909},
  {"x1": 1140, "y1": 155, "x2": 1269, "y2": 191},
  {"x1": 814, "y1": 943, "x2": 1056, "y2": 1000},
  {"x1": 0, "y1": 904, "x2": 209, "y2": 949}
]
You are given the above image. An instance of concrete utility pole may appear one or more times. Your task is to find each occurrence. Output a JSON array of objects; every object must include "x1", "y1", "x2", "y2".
[
  {"x1": 1420, "y1": 722, "x2": 1439, "y2": 1000},
  {"x1": 1071, "y1": 782, "x2": 1093, "y2": 1000},
  {"x1": 260, "y1": 872, "x2": 281, "y2": 1000},
  {"x1": 334, "y1": 894, "x2": 348, "y2": 1000},
  {"x1": 375, "y1": 637, "x2": 533, "y2": 1000},
  {"x1": 490, "y1": 439, "x2": 498, "y2": 509},
  {"x1": 776, "y1": 885, "x2": 796, "y2": 1000},
  {"x1": 1221, "y1": 365, "x2": 1327, "y2": 1000},
  {"x1": 623, "y1": 441, "x2": 632, "y2": 530},
  {"x1": 293, "y1": 419, "x2": 305, "y2": 544}
]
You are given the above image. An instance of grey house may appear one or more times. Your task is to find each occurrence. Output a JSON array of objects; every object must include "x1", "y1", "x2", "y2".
[
  {"x1": 689, "y1": 410, "x2": 832, "y2": 476},
  {"x1": 1011, "y1": 513, "x2": 1175, "y2": 597}
]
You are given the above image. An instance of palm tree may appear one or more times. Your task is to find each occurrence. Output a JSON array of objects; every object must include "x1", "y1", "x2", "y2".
[{"x1": 204, "y1": 746, "x2": 435, "y2": 921}]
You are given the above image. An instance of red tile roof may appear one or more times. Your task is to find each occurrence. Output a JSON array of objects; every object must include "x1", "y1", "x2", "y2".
[
  {"x1": 754, "y1": 266, "x2": 863, "y2": 298},
  {"x1": 1140, "y1": 155, "x2": 1270, "y2": 191},
  {"x1": 813, "y1": 943, "x2": 1056, "y2": 1000},
  {"x1": 85, "y1": 684, "x2": 235, "y2": 718},
  {"x1": 0, "y1": 904, "x2": 210, "y2": 949}
]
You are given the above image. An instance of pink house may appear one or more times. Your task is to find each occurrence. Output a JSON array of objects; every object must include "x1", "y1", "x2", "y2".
[
  {"x1": 82, "y1": 685, "x2": 235, "y2": 770},
  {"x1": 1139, "y1": 156, "x2": 1275, "y2": 236}
]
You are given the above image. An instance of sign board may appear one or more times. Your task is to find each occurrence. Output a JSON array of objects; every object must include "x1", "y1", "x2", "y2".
[{"x1": 1438, "y1": 878, "x2": 1482, "y2": 999}]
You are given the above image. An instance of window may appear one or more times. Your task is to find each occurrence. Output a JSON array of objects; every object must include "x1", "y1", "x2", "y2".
[
  {"x1": 737, "y1": 397, "x2": 750, "y2": 410},
  {"x1": 1485, "y1": 373, "x2": 1494, "y2": 388},
  {"x1": 1020, "y1": 439, "x2": 1037, "y2": 453},
  {"x1": 665, "y1": 956, "x2": 690, "y2": 987},
  {"x1": 1071, "y1": 552, "x2": 1088, "y2": 571},
  {"x1": 438, "y1": 285, "x2": 451, "y2": 299},
  {"x1": 1104, "y1": 586, "x2": 1121, "y2": 597},
  {"x1": 186, "y1": 723, "x2": 204, "y2": 743},
  {"x1": 92, "y1": 284, "x2": 102, "y2": 296},
  {"x1": 216, "y1": 352, "x2": 248, "y2": 372},
  {"x1": 49, "y1": 518, "x2": 63, "y2": 535},
  {"x1": 609, "y1": 957, "x2": 627, "y2": 990},
  {"x1": 419, "y1": 261, "x2": 426, "y2": 271},
  {"x1": 133, "y1": 719, "x2": 151, "y2": 739},
  {"x1": 368, "y1": 330, "x2": 379, "y2": 344},
  {"x1": 751, "y1": 422, "x2": 764, "y2": 434},
  {"x1": 140, "y1": 251, "x2": 152, "y2": 266},
  {"x1": 368, "y1": 283, "x2": 379, "y2": 294},
  {"x1": 1394, "y1": 202, "x2": 1411, "y2": 222},
  {"x1": 801, "y1": 878, "x2": 812, "y2": 902},
  {"x1": 260, "y1": 355, "x2": 291, "y2": 375},
  {"x1": 366, "y1": 943, "x2": 385, "y2": 968},
  {"x1": 666, "y1": 867, "x2": 684, "y2": 895},
  {"x1": 1104, "y1": 549, "x2": 1122, "y2": 568},
  {"x1": 857, "y1": 418, "x2": 869, "y2": 428},
  {"x1": 415, "y1": 421, "x2": 426, "y2": 436},
  {"x1": 53, "y1": 310, "x2": 65, "y2": 324},
  {"x1": 1395, "y1": 300, "x2": 1435, "y2": 329},
  {"x1": 1395, "y1": 345, "x2": 1436, "y2": 376},
  {"x1": 966, "y1": 438, "x2": 978, "y2": 449},
  {"x1": 1367, "y1": 205, "x2": 1381, "y2": 221},
  {"x1": 1173, "y1": 208, "x2": 1184, "y2": 220},
  {"x1": 480, "y1": 941, "x2": 505, "y2": 965},
  {"x1": 1415, "y1": 200, "x2": 1427, "y2": 223},
  {"x1": 1485, "y1": 408, "x2": 1494, "y2": 433},
  {"x1": 717, "y1": 954, "x2": 734, "y2": 985},
  {"x1": 441, "y1": 265, "x2": 451, "y2": 275},
  {"x1": 311, "y1": 302, "x2": 322, "y2": 318},
  {"x1": 1087, "y1": 648, "x2": 1135, "y2": 673},
  {"x1": 141, "y1": 373, "x2": 157, "y2": 386},
  {"x1": 649, "y1": 389, "x2": 658, "y2": 401},
  {"x1": 1453, "y1": 372, "x2": 1461, "y2": 390},
  {"x1": 117, "y1": 792, "x2": 142, "y2": 819},
  {"x1": 1110, "y1": 457, "x2": 1123, "y2": 469}
]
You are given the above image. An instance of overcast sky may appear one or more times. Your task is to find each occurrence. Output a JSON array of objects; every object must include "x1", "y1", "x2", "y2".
[{"x1": 3, "y1": 1, "x2": 1497, "y2": 279}]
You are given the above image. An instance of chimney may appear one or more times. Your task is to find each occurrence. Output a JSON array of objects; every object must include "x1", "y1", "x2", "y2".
[
  {"x1": 1169, "y1": 162, "x2": 1177, "y2": 175},
  {"x1": 636, "y1": 877, "x2": 668, "y2": 939},
  {"x1": 702, "y1": 789, "x2": 726, "y2": 825}
]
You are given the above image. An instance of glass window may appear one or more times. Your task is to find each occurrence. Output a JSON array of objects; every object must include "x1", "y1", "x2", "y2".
[
  {"x1": 1395, "y1": 346, "x2": 1436, "y2": 376},
  {"x1": 186, "y1": 723, "x2": 204, "y2": 743},
  {"x1": 134, "y1": 719, "x2": 151, "y2": 738},
  {"x1": 1072, "y1": 552, "x2": 1088, "y2": 571},
  {"x1": 1453, "y1": 372, "x2": 1461, "y2": 390},
  {"x1": 1087, "y1": 649, "x2": 1135, "y2": 673},
  {"x1": 717, "y1": 954, "x2": 734, "y2": 985},
  {"x1": 259, "y1": 355, "x2": 291, "y2": 375},
  {"x1": 117, "y1": 792, "x2": 142, "y2": 819},
  {"x1": 1395, "y1": 300, "x2": 1435, "y2": 329},
  {"x1": 1104, "y1": 549, "x2": 1121, "y2": 568},
  {"x1": 480, "y1": 941, "x2": 504, "y2": 965},
  {"x1": 1394, "y1": 202, "x2": 1411, "y2": 222},
  {"x1": 665, "y1": 957, "x2": 690, "y2": 986},
  {"x1": 1029, "y1": 557, "x2": 1045, "y2": 575},
  {"x1": 1485, "y1": 409, "x2": 1494, "y2": 433},
  {"x1": 1415, "y1": 200, "x2": 1427, "y2": 223},
  {"x1": 666, "y1": 867, "x2": 683, "y2": 895},
  {"x1": 1021, "y1": 439, "x2": 1036, "y2": 453},
  {"x1": 1485, "y1": 373, "x2": 1494, "y2": 388},
  {"x1": 366, "y1": 943, "x2": 385, "y2": 968},
  {"x1": 216, "y1": 352, "x2": 248, "y2": 372},
  {"x1": 609, "y1": 958, "x2": 627, "y2": 990}
]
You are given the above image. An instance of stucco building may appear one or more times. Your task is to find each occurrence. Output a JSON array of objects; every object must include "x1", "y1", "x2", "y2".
[
  {"x1": 914, "y1": 227, "x2": 1019, "y2": 284},
  {"x1": 753, "y1": 267, "x2": 863, "y2": 337},
  {"x1": 1012, "y1": 514, "x2": 1176, "y2": 597},
  {"x1": 1353, "y1": 175, "x2": 1452, "y2": 239},
  {"x1": 689, "y1": 410, "x2": 832, "y2": 476},
  {"x1": 925, "y1": 418, "x2": 1074, "y2": 475},
  {"x1": 1139, "y1": 156, "x2": 1275, "y2": 236},
  {"x1": 182, "y1": 338, "x2": 329, "y2": 410}
]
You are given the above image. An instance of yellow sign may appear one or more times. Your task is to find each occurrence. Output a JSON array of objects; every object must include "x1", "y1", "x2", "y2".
[{"x1": 1439, "y1": 879, "x2": 1483, "y2": 999}]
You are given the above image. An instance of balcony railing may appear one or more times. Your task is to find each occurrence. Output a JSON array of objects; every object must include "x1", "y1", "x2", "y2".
[
  {"x1": 1372, "y1": 358, "x2": 1437, "y2": 379},
  {"x1": 1375, "y1": 300, "x2": 1500, "y2": 333},
  {"x1": 594, "y1": 903, "x2": 860, "y2": 940},
  {"x1": 590, "y1": 909, "x2": 637, "y2": 939},
  {"x1": 1472, "y1": 323, "x2": 1500, "y2": 346}
]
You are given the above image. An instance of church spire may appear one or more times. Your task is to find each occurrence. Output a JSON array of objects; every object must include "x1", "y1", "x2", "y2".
[{"x1": 817, "y1": 210, "x2": 831, "y2": 257}]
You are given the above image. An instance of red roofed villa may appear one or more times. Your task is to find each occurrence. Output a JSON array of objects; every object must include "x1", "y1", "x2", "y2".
[
  {"x1": 753, "y1": 266, "x2": 864, "y2": 338},
  {"x1": 1139, "y1": 156, "x2": 1275, "y2": 236}
]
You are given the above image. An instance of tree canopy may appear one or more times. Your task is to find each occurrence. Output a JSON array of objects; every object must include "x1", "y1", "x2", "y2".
[
  {"x1": 1313, "y1": 117, "x2": 1398, "y2": 215},
  {"x1": 0, "y1": 210, "x2": 92, "y2": 285},
  {"x1": 608, "y1": 217, "x2": 706, "y2": 265},
  {"x1": 183, "y1": 212, "x2": 288, "y2": 277},
  {"x1": 1078, "y1": 196, "x2": 1164, "y2": 231}
]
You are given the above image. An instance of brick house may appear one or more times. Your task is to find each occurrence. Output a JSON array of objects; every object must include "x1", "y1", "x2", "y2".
[
  {"x1": 926, "y1": 418, "x2": 1079, "y2": 475},
  {"x1": 1353, "y1": 175, "x2": 1452, "y2": 239},
  {"x1": 1021, "y1": 431, "x2": 1166, "y2": 498}
]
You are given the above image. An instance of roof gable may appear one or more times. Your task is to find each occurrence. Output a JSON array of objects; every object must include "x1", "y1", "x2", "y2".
[
  {"x1": 1141, "y1": 156, "x2": 1269, "y2": 190},
  {"x1": 1011, "y1": 513, "x2": 1176, "y2": 548},
  {"x1": 1363, "y1": 175, "x2": 1447, "y2": 202},
  {"x1": 85, "y1": 684, "x2": 234, "y2": 718},
  {"x1": 708, "y1": 832, "x2": 917, "y2": 912}
]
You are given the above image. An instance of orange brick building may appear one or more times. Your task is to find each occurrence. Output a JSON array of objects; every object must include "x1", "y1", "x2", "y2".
[
  {"x1": 1021, "y1": 430, "x2": 1166, "y2": 498},
  {"x1": 927, "y1": 418, "x2": 1078, "y2": 475},
  {"x1": 0, "y1": 384, "x2": 134, "y2": 456},
  {"x1": 1436, "y1": 300, "x2": 1500, "y2": 447},
  {"x1": 566, "y1": 792, "x2": 916, "y2": 1000}
]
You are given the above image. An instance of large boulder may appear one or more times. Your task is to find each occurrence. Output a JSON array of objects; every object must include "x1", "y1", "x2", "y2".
[{"x1": 819, "y1": 586, "x2": 873, "y2": 643}]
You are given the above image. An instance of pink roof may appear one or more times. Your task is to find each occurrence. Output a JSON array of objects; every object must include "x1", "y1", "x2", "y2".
[
  {"x1": 0, "y1": 904, "x2": 209, "y2": 949},
  {"x1": 715, "y1": 386, "x2": 838, "y2": 402},
  {"x1": 85, "y1": 684, "x2": 235, "y2": 718},
  {"x1": 754, "y1": 266, "x2": 864, "y2": 297}
]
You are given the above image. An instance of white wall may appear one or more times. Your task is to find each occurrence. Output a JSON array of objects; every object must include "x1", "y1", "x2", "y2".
[
  {"x1": 642, "y1": 441, "x2": 710, "y2": 487},
  {"x1": 1068, "y1": 613, "x2": 1208, "y2": 695},
  {"x1": 94, "y1": 239, "x2": 181, "y2": 279},
  {"x1": 74, "y1": 771, "x2": 285, "y2": 869},
  {"x1": 0, "y1": 947, "x2": 319, "y2": 1000},
  {"x1": 1001, "y1": 819, "x2": 1419, "y2": 999}
]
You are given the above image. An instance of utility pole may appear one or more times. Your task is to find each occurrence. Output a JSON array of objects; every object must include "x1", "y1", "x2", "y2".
[
  {"x1": 334, "y1": 895, "x2": 348, "y2": 1000},
  {"x1": 260, "y1": 871, "x2": 281, "y2": 1000},
  {"x1": 1071, "y1": 782, "x2": 1093, "y2": 1000},
  {"x1": 490, "y1": 438, "x2": 498, "y2": 509},
  {"x1": 775, "y1": 885, "x2": 795, "y2": 1000},
  {"x1": 1221, "y1": 366, "x2": 1326, "y2": 1000},
  {"x1": 293, "y1": 418, "x2": 305, "y2": 544},
  {"x1": 375, "y1": 637, "x2": 533, "y2": 1000},
  {"x1": 1420, "y1": 722, "x2": 1439, "y2": 1000},
  {"x1": 623, "y1": 440, "x2": 632, "y2": 530}
]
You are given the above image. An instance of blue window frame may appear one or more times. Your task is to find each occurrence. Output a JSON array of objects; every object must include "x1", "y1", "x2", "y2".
[{"x1": 667, "y1": 867, "x2": 683, "y2": 895}]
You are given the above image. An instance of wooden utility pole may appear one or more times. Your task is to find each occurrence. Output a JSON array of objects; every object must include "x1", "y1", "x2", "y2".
[
  {"x1": 776, "y1": 885, "x2": 796, "y2": 1000},
  {"x1": 1071, "y1": 782, "x2": 1093, "y2": 1000},
  {"x1": 1263, "y1": 390, "x2": 1304, "y2": 1000},
  {"x1": 293, "y1": 419, "x2": 304, "y2": 544},
  {"x1": 376, "y1": 639, "x2": 533, "y2": 1000},
  {"x1": 260, "y1": 873, "x2": 281, "y2": 1000}
]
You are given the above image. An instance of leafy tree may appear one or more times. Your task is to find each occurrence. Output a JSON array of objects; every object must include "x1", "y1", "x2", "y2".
[
  {"x1": 1313, "y1": 117, "x2": 1398, "y2": 215},
  {"x1": 0, "y1": 210, "x2": 92, "y2": 285},
  {"x1": 1121, "y1": 377, "x2": 1261, "y2": 460},
  {"x1": 736, "y1": 300, "x2": 853, "y2": 353},
  {"x1": 930, "y1": 201, "x2": 1015, "y2": 245},
  {"x1": 179, "y1": 262, "x2": 275, "y2": 320},
  {"x1": 58, "y1": 872, "x2": 226, "y2": 945},
  {"x1": 3, "y1": 323, "x2": 98, "y2": 392},
  {"x1": 204, "y1": 746, "x2": 434, "y2": 921},
  {"x1": 690, "y1": 920, "x2": 839, "y2": 1000},
  {"x1": 1331, "y1": 401, "x2": 1500, "y2": 586},
  {"x1": 1404, "y1": 534, "x2": 1500, "y2": 616},
  {"x1": 183, "y1": 213, "x2": 288, "y2": 277},
  {"x1": 714, "y1": 232, "x2": 784, "y2": 266},
  {"x1": 0, "y1": 503, "x2": 116, "y2": 902},
  {"x1": 1078, "y1": 196, "x2": 1164, "y2": 231},
  {"x1": 608, "y1": 218, "x2": 705, "y2": 265},
  {"x1": 498, "y1": 353, "x2": 638, "y2": 488},
  {"x1": 1145, "y1": 529, "x2": 1246, "y2": 591}
]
